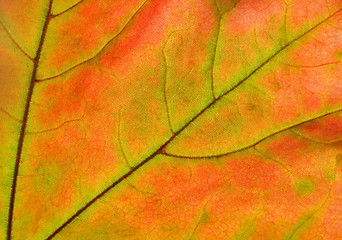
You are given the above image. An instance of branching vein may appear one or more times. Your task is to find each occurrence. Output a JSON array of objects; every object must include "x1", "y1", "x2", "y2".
[
  {"x1": 50, "y1": 0, "x2": 86, "y2": 18},
  {"x1": 36, "y1": 0, "x2": 150, "y2": 82},
  {"x1": 26, "y1": 113, "x2": 84, "y2": 135},
  {"x1": 45, "y1": 7, "x2": 342, "y2": 239},
  {"x1": 161, "y1": 108, "x2": 342, "y2": 159},
  {"x1": 7, "y1": 1, "x2": 53, "y2": 239}
]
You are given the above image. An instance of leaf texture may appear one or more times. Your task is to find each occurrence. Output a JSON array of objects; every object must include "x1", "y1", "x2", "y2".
[{"x1": 0, "y1": 0, "x2": 342, "y2": 239}]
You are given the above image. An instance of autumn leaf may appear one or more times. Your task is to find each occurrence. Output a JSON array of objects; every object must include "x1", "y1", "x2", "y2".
[{"x1": 1, "y1": 0, "x2": 342, "y2": 239}]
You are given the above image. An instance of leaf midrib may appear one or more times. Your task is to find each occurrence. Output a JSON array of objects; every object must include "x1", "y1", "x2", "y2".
[{"x1": 7, "y1": 0, "x2": 54, "y2": 240}]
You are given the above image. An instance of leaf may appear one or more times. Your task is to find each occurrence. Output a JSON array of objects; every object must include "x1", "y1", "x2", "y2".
[{"x1": 1, "y1": 0, "x2": 342, "y2": 239}]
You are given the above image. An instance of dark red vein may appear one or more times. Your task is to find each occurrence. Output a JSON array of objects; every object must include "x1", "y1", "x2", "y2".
[
  {"x1": 278, "y1": 60, "x2": 340, "y2": 68},
  {"x1": 6, "y1": 1, "x2": 53, "y2": 239},
  {"x1": 46, "y1": 140, "x2": 167, "y2": 240},
  {"x1": 25, "y1": 100, "x2": 87, "y2": 134},
  {"x1": 26, "y1": 114, "x2": 84, "y2": 135},
  {"x1": 161, "y1": 108, "x2": 342, "y2": 159},
  {"x1": 46, "y1": 8, "x2": 341, "y2": 239},
  {"x1": 36, "y1": 0, "x2": 150, "y2": 82},
  {"x1": 0, "y1": 107, "x2": 22, "y2": 123},
  {"x1": 50, "y1": 0, "x2": 86, "y2": 18},
  {"x1": 0, "y1": 21, "x2": 34, "y2": 62}
]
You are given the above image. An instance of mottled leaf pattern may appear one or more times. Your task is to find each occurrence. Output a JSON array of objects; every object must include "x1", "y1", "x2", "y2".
[{"x1": 0, "y1": 0, "x2": 342, "y2": 239}]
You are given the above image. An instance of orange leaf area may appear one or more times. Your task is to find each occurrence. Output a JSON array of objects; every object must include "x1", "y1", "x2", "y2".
[{"x1": 0, "y1": 0, "x2": 342, "y2": 239}]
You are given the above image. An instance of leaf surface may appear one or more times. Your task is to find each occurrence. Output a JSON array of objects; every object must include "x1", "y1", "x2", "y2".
[{"x1": 0, "y1": 0, "x2": 342, "y2": 239}]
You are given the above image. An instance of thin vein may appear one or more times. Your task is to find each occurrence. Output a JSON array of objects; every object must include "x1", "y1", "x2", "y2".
[
  {"x1": 26, "y1": 114, "x2": 84, "y2": 135},
  {"x1": 7, "y1": 1, "x2": 53, "y2": 239},
  {"x1": 325, "y1": 0, "x2": 332, "y2": 14},
  {"x1": 36, "y1": 0, "x2": 150, "y2": 82},
  {"x1": 0, "y1": 21, "x2": 34, "y2": 62},
  {"x1": 161, "y1": 108, "x2": 342, "y2": 159},
  {"x1": 0, "y1": 107, "x2": 23, "y2": 123},
  {"x1": 213, "y1": 7, "x2": 342, "y2": 104},
  {"x1": 253, "y1": 27, "x2": 260, "y2": 51},
  {"x1": 46, "y1": 8, "x2": 342, "y2": 239},
  {"x1": 1, "y1": 183, "x2": 11, "y2": 190},
  {"x1": 288, "y1": 186, "x2": 332, "y2": 240},
  {"x1": 210, "y1": 16, "x2": 221, "y2": 100},
  {"x1": 209, "y1": 0, "x2": 224, "y2": 100},
  {"x1": 162, "y1": 35, "x2": 175, "y2": 135},
  {"x1": 125, "y1": 179, "x2": 161, "y2": 202},
  {"x1": 253, "y1": 146, "x2": 294, "y2": 177},
  {"x1": 327, "y1": 22, "x2": 342, "y2": 31},
  {"x1": 118, "y1": 111, "x2": 132, "y2": 169},
  {"x1": 188, "y1": 211, "x2": 205, "y2": 240},
  {"x1": 290, "y1": 129, "x2": 334, "y2": 145},
  {"x1": 46, "y1": 142, "x2": 166, "y2": 240},
  {"x1": 51, "y1": 0, "x2": 86, "y2": 18},
  {"x1": 26, "y1": 100, "x2": 86, "y2": 134},
  {"x1": 187, "y1": 189, "x2": 223, "y2": 240},
  {"x1": 238, "y1": 212, "x2": 260, "y2": 240},
  {"x1": 284, "y1": 6, "x2": 289, "y2": 43},
  {"x1": 279, "y1": 61, "x2": 340, "y2": 68}
]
